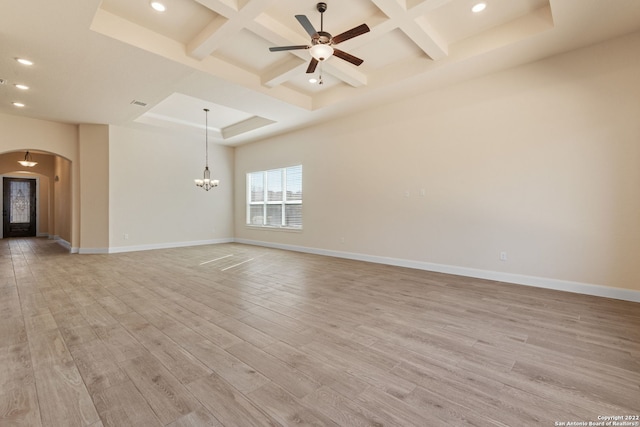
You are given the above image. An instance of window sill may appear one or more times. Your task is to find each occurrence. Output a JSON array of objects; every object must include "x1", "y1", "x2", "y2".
[{"x1": 245, "y1": 225, "x2": 302, "y2": 233}]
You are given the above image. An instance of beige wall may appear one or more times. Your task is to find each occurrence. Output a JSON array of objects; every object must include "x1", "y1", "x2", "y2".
[
  {"x1": 0, "y1": 115, "x2": 235, "y2": 253},
  {"x1": 54, "y1": 156, "x2": 73, "y2": 243},
  {"x1": 108, "y1": 125, "x2": 234, "y2": 250},
  {"x1": 79, "y1": 124, "x2": 110, "y2": 251},
  {"x1": 0, "y1": 115, "x2": 77, "y2": 245},
  {"x1": 235, "y1": 32, "x2": 640, "y2": 292}
]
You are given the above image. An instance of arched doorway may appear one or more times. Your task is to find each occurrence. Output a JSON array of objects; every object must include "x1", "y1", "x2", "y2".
[{"x1": 0, "y1": 150, "x2": 72, "y2": 247}]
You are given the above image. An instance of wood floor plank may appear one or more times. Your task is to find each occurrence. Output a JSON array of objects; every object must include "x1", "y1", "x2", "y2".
[
  {"x1": 227, "y1": 342, "x2": 321, "y2": 399},
  {"x1": 0, "y1": 343, "x2": 33, "y2": 388},
  {"x1": 92, "y1": 381, "x2": 162, "y2": 427},
  {"x1": 3, "y1": 238, "x2": 639, "y2": 426},
  {"x1": 165, "y1": 406, "x2": 223, "y2": 427},
  {"x1": 119, "y1": 353, "x2": 201, "y2": 425},
  {"x1": 17, "y1": 291, "x2": 49, "y2": 318},
  {"x1": 0, "y1": 286, "x2": 22, "y2": 319},
  {"x1": 78, "y1": 303, "x2": 119, "y2": 330},
  {"x1": 117, "y1": 311, "x2": 213, "y2": 383},
  {"x1": 92, "y1": 324, "x2": 147, "y2": 363},
  {"x1": 301, "y1": 385, "x2": 386, "y2": 427},
  {"x1": 510, "y1": 358, "x2": 640, "y2": 412},
  {"x1": 96, "y1": 295, "x2": 133, "y2": 317},
  {"x1": 0, "y1": 381, "x2": 42, "y2": 427},
  {"x1": 262, "y1": 341, "x2": 370, "y2": 397},
  {"x1": 59, "y1": 324, "x2": 100, "y2": 351},
  {"x1": 401, "y1": 385, "x2": 505, "y2": 426},
  {"x1": 247, "y1": 381, "x2": 339, "y2": 427},
  {"x1": 187, "y1": 372, "x2": 277, "y2": 427},
  {"x1": 238, "y1": 313, "x2": 314, "y2": 347},
  {"x1": 33, "y1": 362, "x2": 100, "y2": 427},
  {"x1": 145, "y1": 313, "x2": 269, "y2": 393},
  {"x1": 24, "y1": 310, "x2": 58, "y2": 338},
  {"x1": 29, "y1": 331, "x2": 99, "y2": 426},
  {"x1": 0, "y1": 316, "x2": 28, "y2": 347},
  {"x1": 68, "y1": 338, "x2": 129, "y2": 395},
  {"x1": 215, "y1": 316, "x2": 278, "y2": 349}
]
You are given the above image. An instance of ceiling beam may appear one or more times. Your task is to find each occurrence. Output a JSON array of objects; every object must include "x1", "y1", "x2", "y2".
[
  {"x1": 321, "y1": 60, "x2": 368, "y2": 88},
  {"x1": 192, "y1": 0, "x2": 238, "y2": 17},
  {"x1": 370, "y1": 0, "x2": 448, "y2": 60},
  {"x1": 261, "y1": 59, "x2": 308, "y2": 88},
  {"x1": 187, "y1": 0, "x2": 274, "y2": 60}
]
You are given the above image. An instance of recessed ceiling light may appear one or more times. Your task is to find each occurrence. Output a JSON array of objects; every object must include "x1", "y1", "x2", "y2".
[
  {"x1": 472, "y1": 2, "x2": 487, "y2": 13},
  {"x1": 12, "y1": 102, "x2": 25, "y2": 107},
  {"x1": 16, "y1": 58, "x2": 33, "y2": 66},
  {"x1": 150, "y1": 2, "x2": 166, "y2": 12},
  {"x1": 309, "y1": 78, "x2": 318, "y2": 84},
  {"x1": 15, "y1": 84, "x2": 29, "y2": 90}
]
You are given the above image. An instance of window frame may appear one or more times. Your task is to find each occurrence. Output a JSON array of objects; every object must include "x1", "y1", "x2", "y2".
[{"x1": 246, "y1": 165, "x2": 302, "y2": 230}]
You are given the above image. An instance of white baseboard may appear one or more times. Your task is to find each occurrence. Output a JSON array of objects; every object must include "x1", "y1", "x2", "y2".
[
  {"x1": 108, "y1": 238, "x2": 234, "y2": 254},
  {"x1": 234, "y1": 238, "x2": 640, "y2": 303},
  {"x1": 53, "y1": 235, "x2": 76, "y2": 253},
  {"x1": 78, "y1": 247, "x2": 109, "y2": 254}
]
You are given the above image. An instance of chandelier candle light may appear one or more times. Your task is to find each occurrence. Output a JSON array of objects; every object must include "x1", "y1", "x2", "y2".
[{"x1": 194, "y1": 108, "x2": 219, "y2": 191}]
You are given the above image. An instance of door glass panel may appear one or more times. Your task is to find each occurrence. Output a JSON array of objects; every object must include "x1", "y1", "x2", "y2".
[{"x1": 10, "y1": 181, "x2": 31, "y2": 224}]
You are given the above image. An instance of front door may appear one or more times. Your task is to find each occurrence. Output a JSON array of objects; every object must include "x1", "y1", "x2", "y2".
[{"x1": 3, "y1": 178, "x2": 37, "y2": 237}]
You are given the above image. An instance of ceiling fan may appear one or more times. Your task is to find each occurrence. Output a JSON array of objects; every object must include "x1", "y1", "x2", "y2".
[{"x1": 268, "y1": 2, "x2": 370, "y2": 74}]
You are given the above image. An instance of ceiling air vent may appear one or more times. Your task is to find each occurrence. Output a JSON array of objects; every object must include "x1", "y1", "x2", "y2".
[{"x1": 130, "y1": 100, "x2": 148, "y2": 107}]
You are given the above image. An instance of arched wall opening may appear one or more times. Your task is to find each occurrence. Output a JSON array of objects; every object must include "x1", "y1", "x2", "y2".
[
  {"x1": 0, "y1": 150, "x2": 73, "y2": 247},
  {"x1": 0, "y1": 113, "x2": 79, "y2": 251}
]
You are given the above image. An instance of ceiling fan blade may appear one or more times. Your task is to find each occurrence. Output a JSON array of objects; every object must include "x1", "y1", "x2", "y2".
[
  {"x1": 333, "y1": 49, "x2": 364, "y2": 66},
  {"x1": 332, "y1": 23, "x2": 370, "y2": 45},
  {"x1": 295, "y1": 15, "x2": 318, "y2": 37},
  {"x1": 306, "y1": 58, "x2": 319, "y2": 74},
  {"x1": 269, "y1": 45, "x2": 309, "y2": 52}
]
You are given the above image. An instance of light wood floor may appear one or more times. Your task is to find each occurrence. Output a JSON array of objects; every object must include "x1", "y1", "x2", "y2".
[{"x1": 1, "y1": 238, "x2": 638, "y2": 426}]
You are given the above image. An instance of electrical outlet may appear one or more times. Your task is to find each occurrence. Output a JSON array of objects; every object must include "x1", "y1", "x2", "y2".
[
  {"x1": 124, "y1": 233, "x2": 129, "y2": 240},
  {"x1": 500, "y1": 251, "x2": 507, "y2": 261}
]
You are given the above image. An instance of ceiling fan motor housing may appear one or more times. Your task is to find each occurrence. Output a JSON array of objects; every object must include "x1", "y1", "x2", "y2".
[{"x1": 313, "y1": 31, "x2": 332, "y2": 45}]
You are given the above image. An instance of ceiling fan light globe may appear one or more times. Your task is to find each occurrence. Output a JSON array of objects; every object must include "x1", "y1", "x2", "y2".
[{"x1": 310, "y1": 44, "x2": 334, "y2": 61}]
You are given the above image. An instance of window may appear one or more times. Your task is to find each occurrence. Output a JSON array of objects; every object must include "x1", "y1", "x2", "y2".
[{"x1": 247, "y1": 165, "x2": 302, "y2": 229}]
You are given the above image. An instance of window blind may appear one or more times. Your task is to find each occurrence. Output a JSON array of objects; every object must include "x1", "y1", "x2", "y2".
[{"x1": 247, "y1": 165, "x2": 302, "y2": 229}]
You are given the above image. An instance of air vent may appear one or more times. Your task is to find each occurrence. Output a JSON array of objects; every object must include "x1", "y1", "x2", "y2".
[{"x1": 130, "y1": 100, "x2": 148, "y2": 107}]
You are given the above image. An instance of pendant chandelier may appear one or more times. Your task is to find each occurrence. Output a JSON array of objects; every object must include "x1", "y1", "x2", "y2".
[
  {"x1": 18, "y1": 151, "x2": 38, "y2": 167},
  {"x1": 194, "y1": 108, "x2": 219, "y2": 191}
]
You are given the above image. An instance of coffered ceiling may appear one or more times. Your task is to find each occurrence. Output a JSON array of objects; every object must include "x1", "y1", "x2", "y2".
[{"x1": 2, "y1": 0, "x2": 640, "y2": 145}]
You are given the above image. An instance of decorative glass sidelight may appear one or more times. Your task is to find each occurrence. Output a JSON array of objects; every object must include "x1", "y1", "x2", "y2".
[{"x1": 10, "y1": 181, "x2": 31, "y2": 223}]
